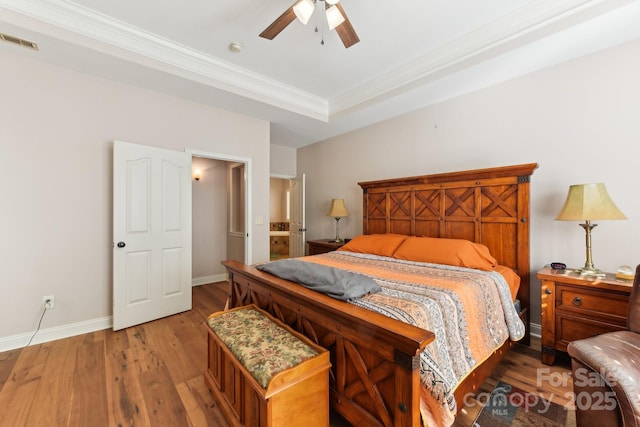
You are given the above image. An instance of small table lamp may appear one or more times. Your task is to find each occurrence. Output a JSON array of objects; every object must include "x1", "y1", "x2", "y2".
[
  {"x1": 327, "y1": 199, "x2": 348, "y2": 243},
  {"x1": 555, "y1": 183, "x2": 626, "y2": 276}
]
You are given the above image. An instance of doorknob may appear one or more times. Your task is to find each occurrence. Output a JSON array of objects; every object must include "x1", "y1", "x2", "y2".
[{"x1": 117, "y1": 241, "x2": 126, "y2": 248}]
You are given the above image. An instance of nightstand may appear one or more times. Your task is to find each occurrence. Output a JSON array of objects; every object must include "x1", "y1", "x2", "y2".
[
  {"x1": 307, "y1": 239, "x2": 345, "y2": 255},
  {"x1": 537, "y1": 266, "x2": 633, "y2": 365}
]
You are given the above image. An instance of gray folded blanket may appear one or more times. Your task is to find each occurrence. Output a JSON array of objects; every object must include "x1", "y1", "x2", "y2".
[{"x1": 256, "y1": 259, "x2": 381, "y2": 301}]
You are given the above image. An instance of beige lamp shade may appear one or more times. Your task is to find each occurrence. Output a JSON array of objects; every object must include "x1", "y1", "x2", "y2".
[
  {"x1": 555, "y1": 183, "x2": 626, "y2": 221},
  {"x1": 555, "y1": 183, "x2": 626, "y2": 276},
  {"x1": 327, "y1": 199, "x2": 349, "y2": 218}
]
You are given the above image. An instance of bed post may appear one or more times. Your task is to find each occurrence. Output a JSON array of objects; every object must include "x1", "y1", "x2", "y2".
[
  {"x1": 516, "y1": 172, "x2": 533, "y2": 346},
  {"x1": 393, "y1": 350, "x2": 422, "y2": 426}
]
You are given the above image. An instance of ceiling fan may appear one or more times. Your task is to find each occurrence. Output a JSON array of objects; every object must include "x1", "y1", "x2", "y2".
[{"x1": 260, "y1": 0, "x2": 360, "y2": 48}]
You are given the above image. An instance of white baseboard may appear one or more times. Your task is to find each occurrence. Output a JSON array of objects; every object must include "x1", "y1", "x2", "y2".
[
  {"x1": 192, "y1": 273, "x2": 227, "y2": 286},
  {"x1": 1, "y1": 278, "x2": 227, "y2": 352},
  {"x1": 0, "y1": 316, "x2": 112, "y2": 353},
  {"x1": 530, "y1": 322, "x2": 541, "y2": 338}
]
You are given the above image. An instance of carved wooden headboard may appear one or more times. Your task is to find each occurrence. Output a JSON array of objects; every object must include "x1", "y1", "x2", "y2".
[{"x1": 358, "y1": 163, "x2": 539, "y2": 342}]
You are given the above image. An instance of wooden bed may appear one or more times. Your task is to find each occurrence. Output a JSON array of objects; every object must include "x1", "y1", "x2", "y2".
[{"x1": 222, "y1": 163, "x2": 538, "y2": 426}]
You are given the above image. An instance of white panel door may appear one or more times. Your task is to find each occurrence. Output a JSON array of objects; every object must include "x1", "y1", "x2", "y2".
[
  {"x1": 113, "y1": 140, "x2": 192, "y2": 330},
  {"x1": 289, "y1": 174, "x2": 306, "y2": 257}
]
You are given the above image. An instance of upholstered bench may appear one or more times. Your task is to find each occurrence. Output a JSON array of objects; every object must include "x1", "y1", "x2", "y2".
[{"x1": 203, "y1": 304, "x2": 331, "y2": 427}]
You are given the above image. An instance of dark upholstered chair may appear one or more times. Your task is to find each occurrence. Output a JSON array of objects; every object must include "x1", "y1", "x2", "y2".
[{"x1": 567, "y1": 264, "x2": 640, "y2": 427}]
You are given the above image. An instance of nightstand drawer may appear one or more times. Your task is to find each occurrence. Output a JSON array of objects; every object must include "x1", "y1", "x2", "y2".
[
  {"x1": 537, "y1": 266, "x2": 632, "y2": 365},
  {"x1": 556, "y1": 284, "x2": 628, "y2": 323},
  {"x1": 555, "y1": 313, "x2": 626, "y2": 351}
]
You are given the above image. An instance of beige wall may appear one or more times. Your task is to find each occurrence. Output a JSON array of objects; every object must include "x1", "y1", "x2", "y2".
[
  {"x1": 299, "y1": 38, "x2": 640, "y2": 328},
  {"x1": 270, "y1": 144, "x2": 297, "y2": 178},
  {"x1": 0, "y1": 50, "x2": 271, "y2": 348}
]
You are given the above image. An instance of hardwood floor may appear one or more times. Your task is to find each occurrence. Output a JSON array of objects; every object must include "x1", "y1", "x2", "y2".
[
  {"x1": 452, "y1": 338, "x2": 575, "y2": 427},
  {"x1": 0, "y1": 281, "x2": 573, "y2": 426}
]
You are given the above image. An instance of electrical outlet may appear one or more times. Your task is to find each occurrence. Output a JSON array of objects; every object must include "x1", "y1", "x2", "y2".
[{"x1": 42, "y1": 295, "x2": 55, "y2": 309}]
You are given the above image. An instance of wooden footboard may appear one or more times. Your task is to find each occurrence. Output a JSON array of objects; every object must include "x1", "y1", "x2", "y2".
[{"x1": 223, "y1": 260, "x2": 434, "y2": 427}]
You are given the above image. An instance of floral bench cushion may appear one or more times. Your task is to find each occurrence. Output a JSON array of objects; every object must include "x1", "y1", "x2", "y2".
[{"x1": 207, "y1": 306, "x2": 319, "y2": 388}]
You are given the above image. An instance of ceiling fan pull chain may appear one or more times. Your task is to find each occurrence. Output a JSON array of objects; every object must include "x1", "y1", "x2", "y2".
[
  {"x1": 316, "y1": 0, "x2": 325, "y2": 45},
  {"x1": 315, "y1": 24, "x2": 324, "y2": 45},
  {"x1": 319, "y1": 13, "x2": 325, "y2": 46}
]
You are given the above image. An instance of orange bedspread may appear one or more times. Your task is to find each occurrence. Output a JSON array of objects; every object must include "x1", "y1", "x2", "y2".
[{"x1": 298, "y1": 251, "x2": 525, "y2": 427}]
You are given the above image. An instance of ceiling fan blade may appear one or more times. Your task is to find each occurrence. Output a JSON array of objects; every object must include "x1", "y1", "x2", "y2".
[
  {"x1": 259, "y1": 5, "x2": 297, "y2": 40},
  {"x1": 334, "y1": 3, "x2": 360, "y2": 48}
]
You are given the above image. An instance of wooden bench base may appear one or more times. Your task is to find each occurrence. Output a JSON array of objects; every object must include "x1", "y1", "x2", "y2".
[{"x1": 204, "y1": 305, "x2": 331, "y2": 427}]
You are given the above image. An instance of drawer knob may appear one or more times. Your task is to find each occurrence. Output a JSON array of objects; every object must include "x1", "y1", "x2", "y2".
[
  {"x1": 545, "y1": 289, "x2": 552, "y2": 295},
  {"x1": 572, "y1": 296, "x2": 583, "y2": 306}
]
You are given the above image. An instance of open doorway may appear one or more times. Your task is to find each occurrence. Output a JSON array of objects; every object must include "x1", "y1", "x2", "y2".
[
  {"x1": 270, "y1": 174, "x2": 305, "y2": 258},
  {"x1": 269, "y1": 177, "x2": 290, "y2": 260},
  {"x1": 189, "y1": 149, "x2": 250, "y2": 286}
]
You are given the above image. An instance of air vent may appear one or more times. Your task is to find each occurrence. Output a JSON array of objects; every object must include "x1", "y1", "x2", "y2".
[{"x1": 0, "y1": 33, "x2": 39, "y2": 51}]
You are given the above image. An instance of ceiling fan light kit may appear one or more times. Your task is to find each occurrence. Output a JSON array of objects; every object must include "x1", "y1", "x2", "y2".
[
  {"x1": 293, "y1": 0, "x2": 314, "y2": 25},
  {"x1": 260, "y1": 0, "x2": 360, "y2": 48},
  {"x1": 326, "y1": 5, "x2": 345, "y2": 30}
]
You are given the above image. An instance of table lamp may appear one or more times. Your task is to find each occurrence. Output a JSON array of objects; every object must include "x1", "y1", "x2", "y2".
[
  {"x1": 327, "y1": 199, "x2": 348, "y2": 243},
  {"x1": 555, "y1": 183, "x2": 626, "y2": 276}
]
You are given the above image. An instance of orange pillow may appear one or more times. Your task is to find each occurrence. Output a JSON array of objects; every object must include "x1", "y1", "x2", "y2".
[
  {"x1": 495, "y1": 265, "x2": 521, "y2": 301},
  {"x1": 337, "y1": 234, "x2": 408, "y2": 258},
  {"x1": 392, "y1": 236, "x2": 497, "y2": 271}
]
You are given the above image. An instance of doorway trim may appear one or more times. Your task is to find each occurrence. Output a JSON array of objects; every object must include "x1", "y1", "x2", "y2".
[{"x1": 186, "y1": 148, "x2": 252, "y2": 265}]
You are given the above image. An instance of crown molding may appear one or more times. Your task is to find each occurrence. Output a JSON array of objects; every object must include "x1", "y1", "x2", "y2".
[
  {"x1": 0, "y1": 0, "x2": 634, "y2": 125},
  {"x1": 0, "y1": 0, "x2": 329, "y2": 121},
  {"x1": 329, "y1": 0, "x2": 635, "y2": 117}
]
